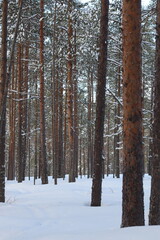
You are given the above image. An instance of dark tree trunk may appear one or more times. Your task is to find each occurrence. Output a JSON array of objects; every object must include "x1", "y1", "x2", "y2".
[
  {"x1": 0, "y1": 0, "x2": 8, "y2": 202},
  {"x1": 121, "y1": 0, "x2": 144, "y2": 227},
  {"x1": 8, "y1": 62, "x2": 16, "y2": 180},
  {"x1": 17, "y1": 43, "x2": 23, "y2": 183},
  {"x1": 91, "y1": 0, "x2": 109, "y2": 207},
  {"x1": 73, "y1": 28, "x2": 79, "y2": 178},
  {"x1": 67, "y1": 0, "x2": 75, "y2": 183},
  {"x1": 39, "y1": 0, "x2": 48, "y2": 184},
  {"x1": 58, "y1": 69, "x2": 64, "y2": 178},
  {"x1": 87, "y1": 71, "x2": 92, "y2": 178},
  {"x1": 149, "y1": 0, "x2": 160, "y2": 225}
]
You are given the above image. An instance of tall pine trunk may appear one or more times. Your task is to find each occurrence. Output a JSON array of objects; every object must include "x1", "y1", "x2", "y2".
[
  {"x1": 39, "y1": 0, "x2": 48, "y2": 184},
  {"x1": 67, "y1": 0, "x2": 75, "y2": 183},
  {"x1": 0, "y1": 0, "x2": 8, "y2": 202},
  {"x1": 91, "y1": 0, "x2": 109, "y2": 207},
  {"x1": 121, "y1": 0, "x2": 144, "y2": 227}
]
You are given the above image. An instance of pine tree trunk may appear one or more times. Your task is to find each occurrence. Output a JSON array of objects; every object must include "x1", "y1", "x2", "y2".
[
  {"x1": 73, "y1": 28, "x2": 79, "y2": 178},
  {"x1": 8, "y1": 64, "x2": 16, "y2": 180},
  {"x1": 91, "y1": 0, "x2": 109, "y2": 207},
  {"x1": 39, "y1": 0, "x2": 48, "y2": 184},
  {"x1": 87, "y1": 71, "x2": 92, "y2": 178},
  {"x1": 121, "y1": 0, "x2": 144, "y2": 227},
  {"x1": 67, "y1": 0, "x2": 75, "y2": 183},
  {"x1": 34, "y1": 79, "x2": 38, "y2": 184},
  {"x1": 149, "y1": 0, "x2": 160, "y2": 225},
  {"x1": 17, "y1": 43, "x2": 23, "y2": 183},
  {"x1": 0, "y1": 0, "x2": 8, "y2": 202},
  {"x1": 58, "y1": 69, "x2": 64, "y2": 178}
]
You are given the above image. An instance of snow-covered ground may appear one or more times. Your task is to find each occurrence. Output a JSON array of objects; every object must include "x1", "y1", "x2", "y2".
[{"x1": 0, "y1": 174, "x2": 159, "y2": 240}]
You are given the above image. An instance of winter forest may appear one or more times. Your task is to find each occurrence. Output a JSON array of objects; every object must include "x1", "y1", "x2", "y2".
[{"x1": 0, "y1": 0, "x2": 160, "y2": 239}]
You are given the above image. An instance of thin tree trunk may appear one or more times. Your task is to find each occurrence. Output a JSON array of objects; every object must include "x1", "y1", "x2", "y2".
[
  {"x1": 39, "y1": 0, "x2": 48, "y2": 184},
  {"x1": 34, "y1": 79, "x2": 38, "y2": 184},
  {"x1": 91, "y1": 0, "x2": 109, "y2": 206},
  {"x1": 106, "y1": 107, "x2": 110, "y2": 176},
  {"x1": 17, "y1": 43, "x2": 23, "y2": 183},
  {"x1": 87, "y1": 71, "x2": 92, "y2": 178},
  {"x1": 149, "y1": 0, "x2": 160, "y2": 225},
  {"x1": 67, "y1": 0, "x2": 75, "y2": 183},
  {"x1": 58, "y1": 70, "x2": 64, "y2": 178},
  {"x1": 0, "y1": 0, "x2": 8, "y2": 202},
  {"x1": 8, "y1": 63, "x2": 16, "y2": 180},
  {"x1": 73, "y1": 27, "x2": 78, "y2": 178}
]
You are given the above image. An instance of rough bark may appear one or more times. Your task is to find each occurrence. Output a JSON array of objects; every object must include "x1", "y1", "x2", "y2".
[
  {"x1": 149, "y1": 0, "x2": 160, "y2": 225},
  {"x1": 91, "y1": 0, "x2": 109, "y2": 207},
  {"x1": 121, "y1": 0, "x2": 144, "y2": 227}
]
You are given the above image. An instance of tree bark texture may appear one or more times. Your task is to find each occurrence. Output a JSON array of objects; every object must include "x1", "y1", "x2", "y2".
[
  {"x1": 121, "y1": 0, "x2": 144, "y2": 227},
  {"x1": 91, "y1": 0, "x2": 109, "y2": 206},
  {"x1": 149, "y1": 0, "x2": 160, "y2": 225}
]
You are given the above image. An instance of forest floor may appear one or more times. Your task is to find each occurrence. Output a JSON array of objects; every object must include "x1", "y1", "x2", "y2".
[{"x1": 0, "y1": 174, "x2": 159, "y2": 240}]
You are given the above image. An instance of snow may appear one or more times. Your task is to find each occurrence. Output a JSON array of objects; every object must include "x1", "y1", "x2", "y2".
[{"x1": 0, "y1": 174, "x2": 159, "y2": 240}]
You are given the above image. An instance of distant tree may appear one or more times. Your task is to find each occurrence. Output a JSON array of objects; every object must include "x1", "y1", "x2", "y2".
[
  {"x1": 149, "y1": 0, "x2": 160, "y2": 225},
  {"x1": 17, "y1": 42, "x2": 23, "y2": 183},
  {"x1": 91, "y1": 0, "x2": 109, "y2": 206},
  {"x1": 8, "y1": 63, "x2": 16, "y2": 180},
  {"x1": 121, "y1": 0, "x2": 144, "y2": 227}
]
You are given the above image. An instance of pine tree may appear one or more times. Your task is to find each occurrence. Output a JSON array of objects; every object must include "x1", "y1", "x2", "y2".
[
  {"x1": 91, "y1": 0, "x2": 109, "y2": 207},
  {"x1": 121, "y1": 0, "x2": 144, "y2": 227},
  {"x1": 149, "y1": 0, "x2": 160, "y2": 225},
  {"x1": 39, "y1": 0, "x2": 48, "y2": 184},
  {"x1": 0, "y1": 0, "x2": 8, "y2": 202}
]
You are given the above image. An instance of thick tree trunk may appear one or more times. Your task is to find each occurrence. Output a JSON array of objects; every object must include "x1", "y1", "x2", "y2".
[
  {"x1": 91, "y1": 0, "x2": 109, "y2": 207},
  {"x1": 121, "y1": 0, "x2": 144, "y2": 227},
  {"x1": 149, "y1": 0, "x2": 160, "y2": 225}
]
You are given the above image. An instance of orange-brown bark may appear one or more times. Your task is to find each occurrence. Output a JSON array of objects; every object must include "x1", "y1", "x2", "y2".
[{"x1": 121, "y1": 0, "x2": 144, "y2": 227}]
